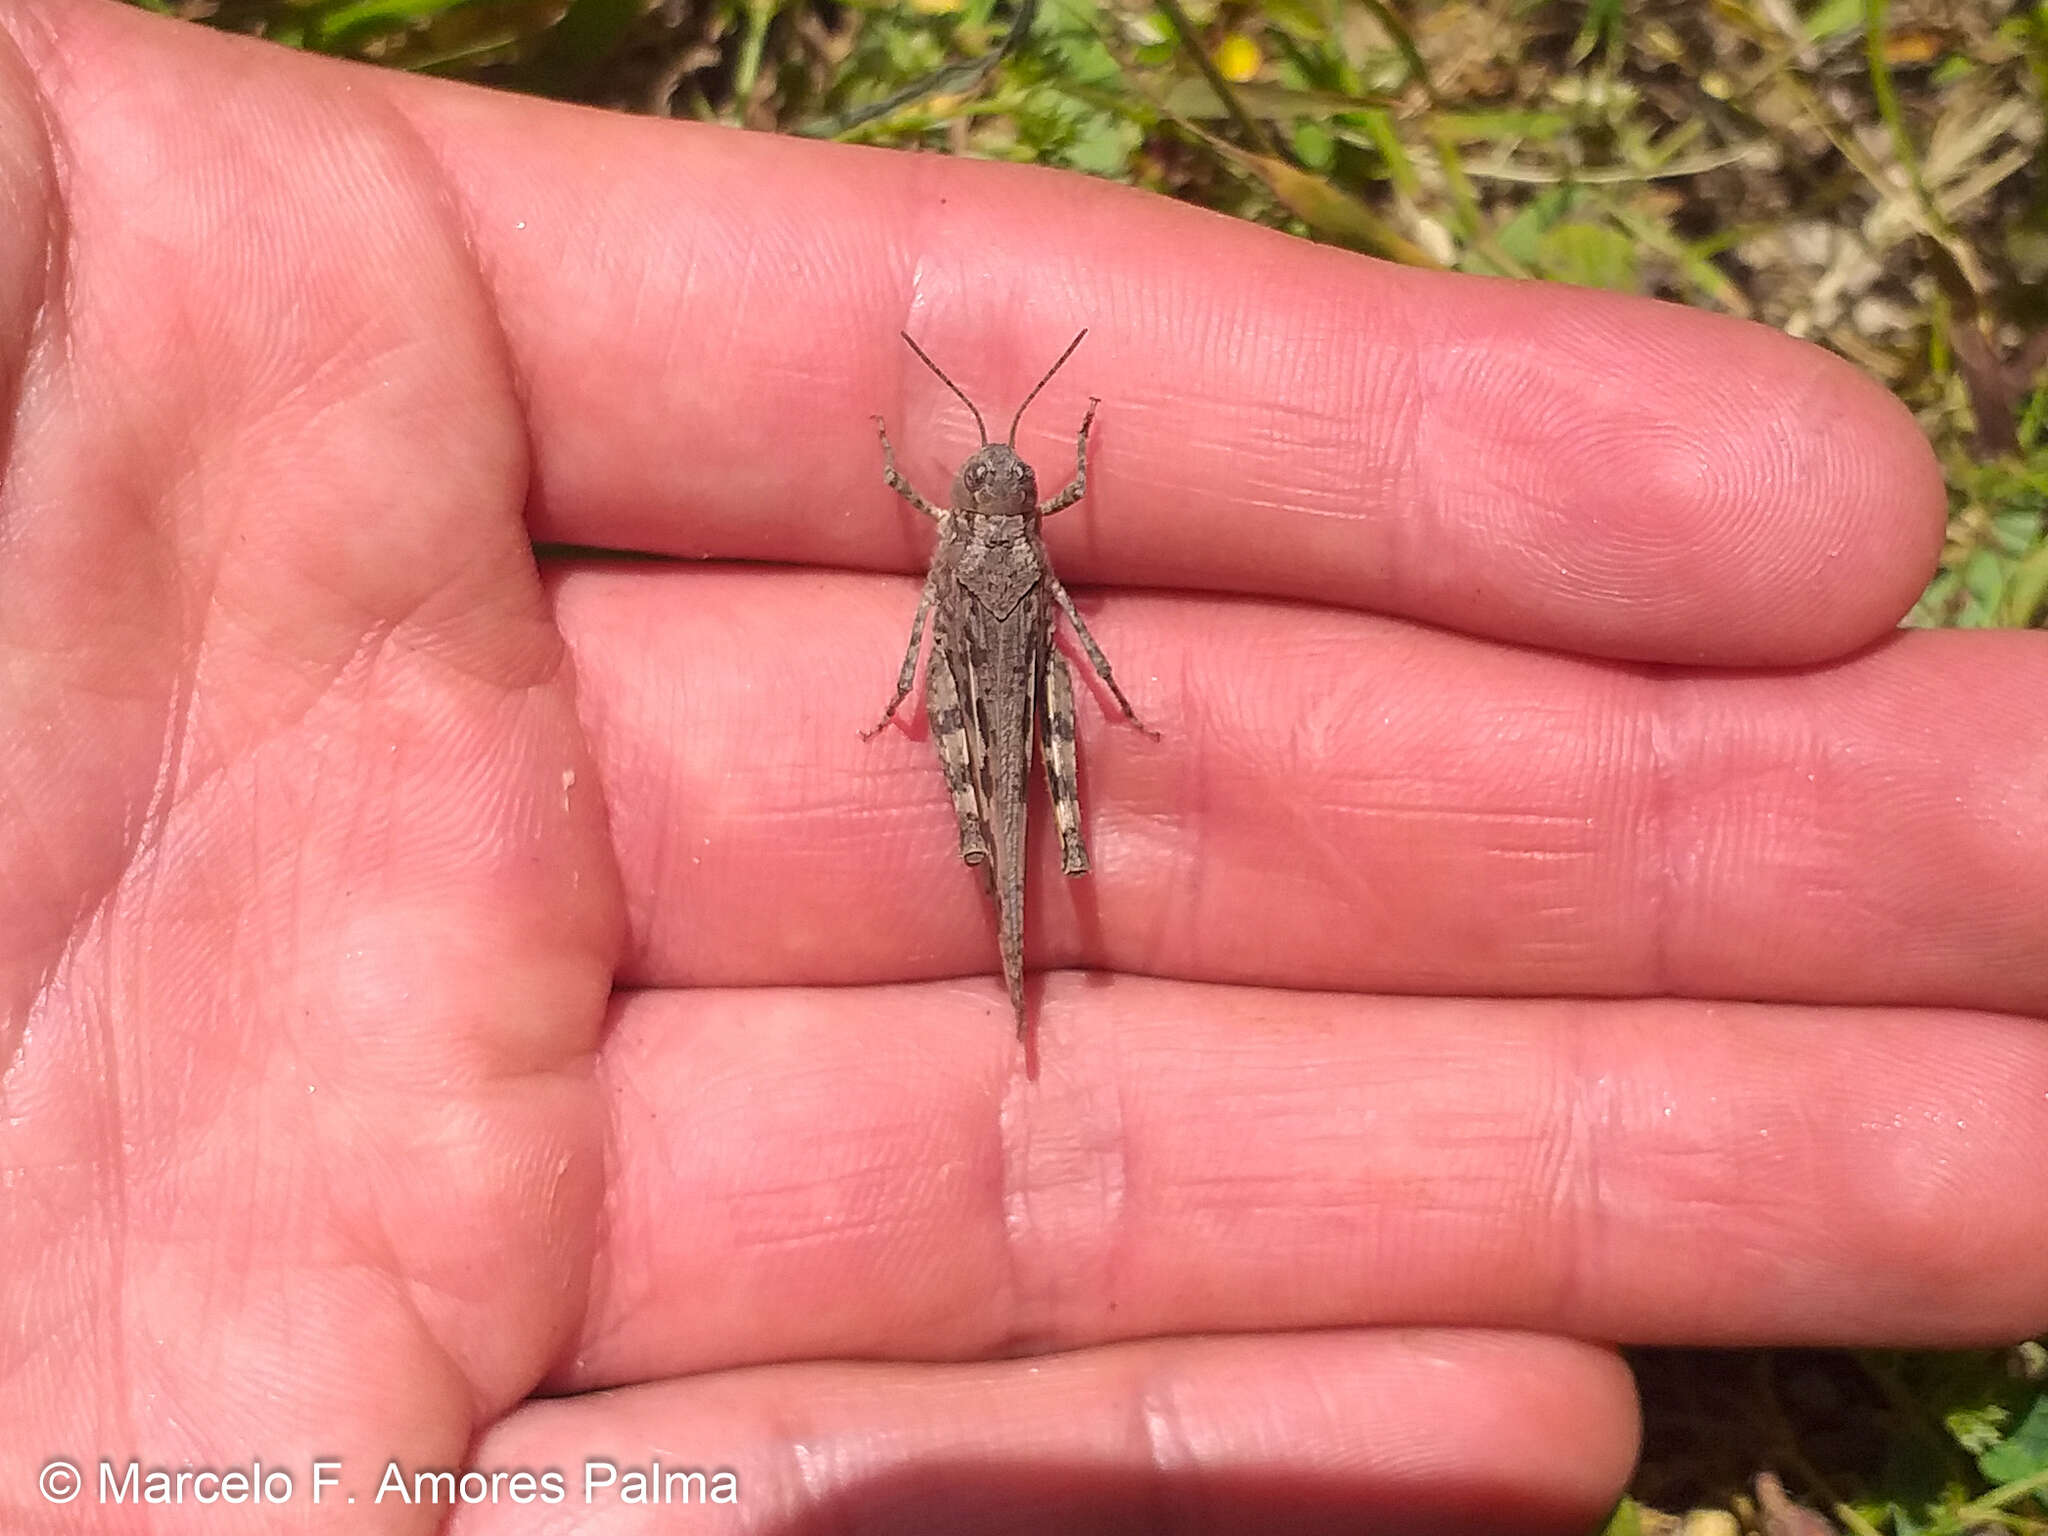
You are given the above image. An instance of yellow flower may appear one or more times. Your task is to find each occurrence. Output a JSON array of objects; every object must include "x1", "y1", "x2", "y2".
[{"x1": 1214, "y1": 32, "x2": 1261, "y2": 83}]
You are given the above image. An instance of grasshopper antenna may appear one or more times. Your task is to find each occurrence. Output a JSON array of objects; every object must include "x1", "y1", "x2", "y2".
[
  {"x1": 899, "y1": 332, "x2": 988, "y2": 446},
  {"x1": 1008, "y1": 330, "x2": 1088, "y2": 446}
]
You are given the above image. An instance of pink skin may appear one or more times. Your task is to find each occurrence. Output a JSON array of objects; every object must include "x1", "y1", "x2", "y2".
[{"x1": 1, "y1": 2, "x2": 2032, "y2": 1534}]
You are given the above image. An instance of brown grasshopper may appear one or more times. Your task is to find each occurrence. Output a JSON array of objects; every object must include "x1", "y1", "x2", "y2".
[{"x1": 866, "y1": 330, "x2": 1156, "y2": 1039}]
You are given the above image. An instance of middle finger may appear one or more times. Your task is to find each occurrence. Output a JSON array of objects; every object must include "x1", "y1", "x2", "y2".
[{"x1": 558, "y1": 564, "x2": 2048, "y2": 1018}]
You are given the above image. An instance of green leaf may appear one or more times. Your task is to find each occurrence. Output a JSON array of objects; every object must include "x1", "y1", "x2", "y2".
[
  {"x1": 1569, "y1": 0, "x2": 1625, "y2": 64},
  {"x1": 1218, "y1": 143, "x2": 1439, "y2": 265},
  {"x1": 1804, "y1": 0, "x2": 1867, "y2": 42},
  {"x1": 311, "y1": 0, "x2": 471, "y2": 49},
  {"x1": 1156, "y1": 77, "x2": 1393, "y2": 119},
  {"x1": 1060, "y1": 113, "x2": 1141, "y2": 176},
  {"x1": 1259, "y1": 0, "x2": 1331, "y2": 43},
  {"x1": 1494, "y1": 184, "x2": 1581, "y2": 266},
  {"x1": 1980, "y1": 1392, "x2": 2048, "y2": 1481},
  {"x1": 1997, "y1": 535, "x2": 2048, "y2": 629},
  {"x1": 1292, "y1": 117, "x2": 1335, "y2": 169},
  {"x1": 1536, "y1": 218, "x2": 1637, "y2": 291},
  {"x1": 1431, "y1": 108, "x2": 1574, "y2": 139},
  {"x1": 1947, "y1": 1402, "x2": 2011, "y2": 1455},
  {"x1": 2016, "y1": 384, "x2": 2048, "y2": 453}
]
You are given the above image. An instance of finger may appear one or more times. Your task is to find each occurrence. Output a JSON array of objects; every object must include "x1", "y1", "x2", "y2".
[
  {"x1": 565, "y1": 981, "x2": 2048, "y2": 1386},
  {"x1": 36, "y1": 5, "x2": 1939, "y2": 667},
  {"x1": 392, "y1": 24, "x2": 1931, "y2": 664},
  {"x1": 460, "y1": 1332, "x2": 1636, "y2": 1536},
  {"x1": 1, "y1": 10, "x2": 623, "y2": 1524},
  {"x1": 556, "y1": 565, "x2": 2048, "y2": 1019}
]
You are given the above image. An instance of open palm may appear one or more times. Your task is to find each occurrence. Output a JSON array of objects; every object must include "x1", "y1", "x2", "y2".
[{"x1": 3, "y1": 4, "x2": 2043, "y2": 1534}]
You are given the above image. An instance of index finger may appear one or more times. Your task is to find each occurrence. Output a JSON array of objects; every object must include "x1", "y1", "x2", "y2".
[{"x1": 403, "y1": 79, "x2": 1943, "y2": 666}]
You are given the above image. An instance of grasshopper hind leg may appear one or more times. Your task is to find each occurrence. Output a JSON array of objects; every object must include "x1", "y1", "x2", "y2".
[
  {"x1": 1041, "y1": 648, "x2": 1090, "y2": 877},
  {"x1": 926, "y1": 647, "x2": 993, "y2": 884}
]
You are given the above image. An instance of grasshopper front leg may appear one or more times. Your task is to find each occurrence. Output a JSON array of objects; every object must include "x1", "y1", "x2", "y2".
[
  {"x1": 876, "y1": 416, "x2": 942, "y2": 519},
  {"x1": 1036, "y1": 398, "x2": 1100, "y2": 518},
  {"x1": 865, "y1": 416, "x2": 950, "y2": 737}
]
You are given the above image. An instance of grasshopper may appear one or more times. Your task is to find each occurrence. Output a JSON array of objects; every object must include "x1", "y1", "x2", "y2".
[{"x1": 866, "y1": 330, "x2": 1156, "y2": 1039}]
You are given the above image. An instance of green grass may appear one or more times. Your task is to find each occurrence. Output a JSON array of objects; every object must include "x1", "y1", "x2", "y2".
[{"x1": 131, "y1": 0, "x2": 2048, "y2": 1528}]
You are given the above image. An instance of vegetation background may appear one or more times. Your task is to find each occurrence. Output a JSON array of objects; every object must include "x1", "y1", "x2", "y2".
[{"x1": 120, "y1": 0, "x2": 2048, "y2": 1530}]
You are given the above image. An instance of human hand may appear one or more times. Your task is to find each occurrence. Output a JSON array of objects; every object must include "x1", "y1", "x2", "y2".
[{"x1": 3, "y1": 4, "x2": 2042, "y2": 1534}]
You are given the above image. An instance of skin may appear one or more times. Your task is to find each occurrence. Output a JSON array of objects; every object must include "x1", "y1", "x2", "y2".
[{"x1": 0, "y1": 1, "x2": 2041, "y2": 1532}]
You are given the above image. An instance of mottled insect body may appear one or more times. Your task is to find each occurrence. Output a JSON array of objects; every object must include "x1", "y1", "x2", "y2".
[{"x1": 866, "y1": 331, "x2": 1155, "y2": 1039}]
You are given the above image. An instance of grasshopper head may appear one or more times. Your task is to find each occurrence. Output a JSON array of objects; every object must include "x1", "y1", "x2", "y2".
[
  {"x1": 952, "y1": 443, "x2": 1037, "y2": 519},
  {"x1": 896, "y1": 329, "x2": 1089, "y2": 525}
]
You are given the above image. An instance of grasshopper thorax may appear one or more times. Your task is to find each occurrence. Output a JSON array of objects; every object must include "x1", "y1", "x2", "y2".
[{"x1": 952, "y1": 443, "x2": 1039, "y2": 522}]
